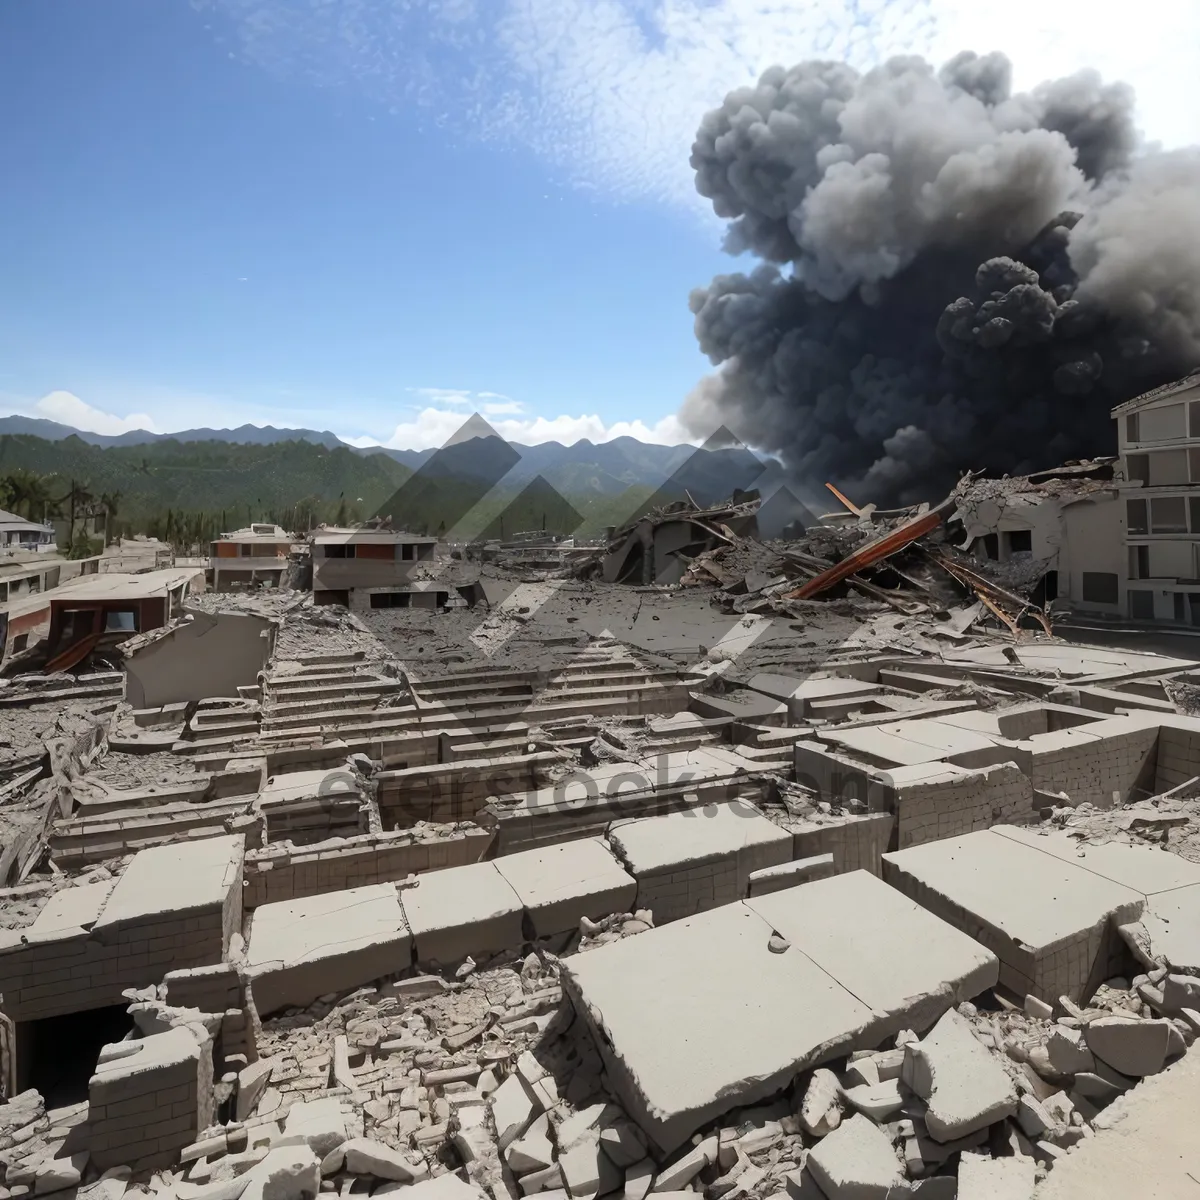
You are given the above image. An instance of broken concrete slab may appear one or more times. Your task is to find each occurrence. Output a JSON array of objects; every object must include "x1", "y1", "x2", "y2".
[
  {"x1": 1084, "y1": 1016, "x2": 1175, "y2": 1077},
  {"x1": 746, "y1": 854, "x2": 835, "y2": 896},
  {"x1": 902, "y1": 1009, "x2": 1017, "y2": 1142},
  {"x1": 883, "y1": 830, "x2": 1145, "y2": 1001},
  {"x1": 1033, "y1": 1044, "x2": 1200, "y2": 1199},
  {"x1": 805, "y1": 1113, "x2": 906, "y2": 1199},
  {"x1": 992, "y1": 825, "x2": 1200, "y2": 895},
  {"x1": 246, "y1": 883, "x2": 413, "y2": 1015},
  {"x1": 331, "y1": 1138, "x2": 430, "y2": 1182},
  {"x1": 563, "y1": 873, "x2": 997, "y2": 1155},
  {"x1": 562, "y1": 900, "x2": 873, "y2": 1155},
  {"x1": 282, "y1": 1097, "x2": 348, "y2": 1160},
  {"x1": 745, "y1": 870, "x2": 999, "y2": 1039},
  {"x1": 401, "y1": 860, "x2": 525, "y2": 965},
  {"x1": 490, "y1": 1073, "x2": 538, "y2": 1150},
  {"x1": 494, "y1": 837, "x2": 636, "y2": 938}
]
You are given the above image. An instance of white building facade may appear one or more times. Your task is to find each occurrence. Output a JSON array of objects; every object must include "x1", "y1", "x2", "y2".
[{"x1": 1113, "y1": 372, "x2": 1200, "y2": 625}]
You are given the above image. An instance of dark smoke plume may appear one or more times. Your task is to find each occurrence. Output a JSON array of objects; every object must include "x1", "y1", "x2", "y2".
[{"x1": 681, "y1": 52, "x2": 1200, "y2": 504}]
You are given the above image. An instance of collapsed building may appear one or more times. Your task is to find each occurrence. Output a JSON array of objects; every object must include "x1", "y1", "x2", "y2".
[
  {"x1": 5, "y1": 377, "x2": 1200, "y2": 1198},
  {"x1": 4, "y1": 510, "x2": 1200, "y2": 1200}
]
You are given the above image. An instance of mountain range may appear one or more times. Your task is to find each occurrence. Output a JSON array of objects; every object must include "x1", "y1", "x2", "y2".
[{"x1": 0, "y1": 413, "x2": 783, "y2": 501}]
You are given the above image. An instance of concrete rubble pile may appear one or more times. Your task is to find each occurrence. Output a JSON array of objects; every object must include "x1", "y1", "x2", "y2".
[{"x1": 6, "y1": 514, "x2": 1200, "y2": 1199}]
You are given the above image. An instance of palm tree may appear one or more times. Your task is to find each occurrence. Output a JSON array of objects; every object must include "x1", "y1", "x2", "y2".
[
  {"x1": 1, "y1": 469, "x2": 59, "y2": 522},
  {"x1": 99, "y1": 491, "x2": 121, "y2": 546}
]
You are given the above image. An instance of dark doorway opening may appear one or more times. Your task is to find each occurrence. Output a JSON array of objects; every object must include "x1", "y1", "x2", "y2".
[{"x1": 26, "y1": 1005, "x2": 132, "y2": 1107}]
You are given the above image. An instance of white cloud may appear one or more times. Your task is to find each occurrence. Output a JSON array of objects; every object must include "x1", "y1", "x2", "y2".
[
  {"x1": 30, "y1": 390, "x2": 159, "y2": 437},
  {"x1": 408, "y1": 387, "x2": 474, "y2": 406},
  {"x1": 201, "y1": 0, "x2": 1199, "y2": 211},
  {"x1": 350, "y1": 401, "x2": 693, "y2": 451}
]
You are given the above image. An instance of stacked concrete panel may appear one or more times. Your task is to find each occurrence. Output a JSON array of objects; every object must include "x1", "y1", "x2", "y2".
[
  {"x1": 0, "y1": 835, "x2": 243, "y2": 1024},
  {"x1": 1027, "y1": 715, "x2": 1160, "y2": 806},
  {"x1": 883, "y1": 830, "x2": 1146, "y2": 1001},
  {"x1": 606, "y1": 801, "x2": 792, "y2": 924},
  {"x1": 482, "y1": 748, "x2": 767, "y2": 853},
  {"x1": 88, "y1": 1026, "x2": 214, "y2": 1170},
  {"x1": 885, "y1": 760, "x2": 1033, "y2": 849}
]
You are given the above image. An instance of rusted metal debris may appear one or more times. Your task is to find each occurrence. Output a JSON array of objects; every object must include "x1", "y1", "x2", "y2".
[
  {"x1": 923, "y1": 547, "x2": 1053, "y2": 637},
  {"x1": 785, "y1": 493, "x2": 957, "y2": 601}
]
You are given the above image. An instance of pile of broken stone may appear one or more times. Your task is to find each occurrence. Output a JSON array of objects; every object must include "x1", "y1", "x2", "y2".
[{"x1": 2, "y1": 918, "x2": 1198, "y2": 1200}]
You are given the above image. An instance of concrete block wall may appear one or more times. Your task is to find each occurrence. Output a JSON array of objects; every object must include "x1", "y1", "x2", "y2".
[
  {"x1": 88, "y1": 1028, "x2": 214, "y2": 1170},
  {"x1": 1154, "y1": 724, "x2": 1200, "y2": 791},
  {"x1": 241, "y1": 826, "x2": 492, "y2": 908},
  {"x1": 793, "y1": 741, "x2": 892, "y2": 810},
  {"x1": 485, "y1": 777, "x2": 764, "y2": 855},
  {"x1": 1028, "y1": 720, "x2": 1159, "y2": 806},
  {"x1": 376, "y1": 755, "x2": 550, "y2": 826},
  {"x1": 892, "y1": 762, "x2": 1034, "y2": 850},
  {"x1": 162, "y1": 963, "x2": 254, "y2": 1062},
  {"x1": 789, "y1": 813, "x2": 895, "y2": 877},
  {"x1": 49, "y1": 804, "x2": 257, "y2": 869},
  {"x1": 0, "y1": 907, "x2": 228, "y2": 1024},
  {"x1": 633, "y1": 857, "x2": 741, "y2": 925},
  {"x1": 260, "y1": 794, "x2": 366, "y2": 847}
]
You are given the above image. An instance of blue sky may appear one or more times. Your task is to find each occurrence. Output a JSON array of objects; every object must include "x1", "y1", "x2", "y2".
[{"x1": 1, "y1": 0, "x2": 1196, "y2": 449}]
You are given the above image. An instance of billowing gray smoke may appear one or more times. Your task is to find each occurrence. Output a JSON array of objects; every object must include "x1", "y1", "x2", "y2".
[{"x1": 681, "y1": 51, "x2": 1200, "y2": 504}]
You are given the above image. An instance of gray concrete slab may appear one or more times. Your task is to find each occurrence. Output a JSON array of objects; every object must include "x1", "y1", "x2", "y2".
[
  {"x1": 607, "y1": 801, "x2": 792, "y2": 878},
  {"x1": 93, "y1": 833, "x2": 244, "y2": 929},
  {"x1": 992, "y1": 826, "x2": 1200, "y2": 897},
  {"x1": 494, "y1": 837, "x2": 637, "y2": 937},
  {"x1": 745, "y1": 871, "x2": 998, "y2": 1039},
  {"x1": 29, "y1": 882, "x2": 112, "y2": 934},
  {"x1": 564, "y1": 873, "x2": 1001, "y2": 1156},
  {"x1": 562, "y1": 900, "x2": 873, "y2": 1156},
  {"x1": 247, "y1": 883, "x2": 413, "y2": 1014},
  {"x1": 401, "y1": 860, "x2": 524, "y2": 965},
  {"x1": 883, "y1": 831, "x2": 1146, "y2": 1001}
]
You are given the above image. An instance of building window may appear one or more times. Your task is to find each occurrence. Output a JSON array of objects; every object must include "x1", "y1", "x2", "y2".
[
  {"x1": 1175, "y1": 592, "x2": 1188, "y2": 623},
  {"x1": 1082, "y1": 572, "x2": 1119, "y2": 604},
  {"x1": 370, "y1": 591, "x2": 412, "y2": 609},
  {"x1": 1128, "y1": 590, "x2": 1155, "y2": 619},
  {"x1": 324, "y1": 544, "x2": 356, "y2": 558},
  {"x1": 12, "y1": 633, "x2": 28, "y2": 653},
  {"x1": 1126, "y1": 413, "x2": 1139, "y2": 442},
  {"x1": 1151, "y1": 449, "x2": 1190, "y2": 486},
  {"x1": 240, "y1": 543, "x2": 255, "y2": 557},
  {"x1": 982, "y1": 533, "x2": 999, "y2": 560},
  {"x1": 1129, "y1": 545, "x2": 1150, "y2": 580},
  {"x1": 1126, "y1": 454, "x2": 1150, "y2": 484},
  {"x1": 1005, "y1": 529, "x2": 1032, "y2": 554},
  {"x1": 1141, "y1": 403, "x2": 1187, "y2": 441},
  {"x1": 1126, "y1": 499, "x2": 1148, "y2": 534},
  {"x1": 1151, "y1": 497, "x2": 1188, "y2": 533},
  {"x1": 1191, "y1": 402, "x2": 1200, "y2": 438},
  {"x1": 1188, "y1": 593, "x2": 1200, "y2": 627}
]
